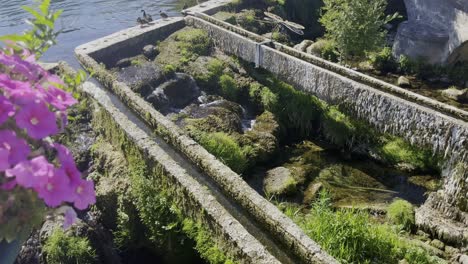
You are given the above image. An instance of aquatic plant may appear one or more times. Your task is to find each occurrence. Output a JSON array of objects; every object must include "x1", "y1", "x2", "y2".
[
  {"x1": 0, "y1": 0, "x2": 94, "y2": 244},
  {"x1": 43, "y1": 228, "x2": 96, "y2": 264},
  {"x1": 380, "y1": 137, "x2": 436, "y2": 171}
]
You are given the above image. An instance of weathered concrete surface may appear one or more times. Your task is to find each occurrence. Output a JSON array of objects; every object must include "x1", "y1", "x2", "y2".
[
  {"x1": 393, "y1": 0, "x2": 468, "y2": 64},
  {"x1": 186, "y1": 15, "x2": 468, "y2": 244},
  {"x1": 76, "y1": 9, "x2": 337, "y2": 264},
  {"x1": 80, "y1": 81, "x2": 281, "y2": 263}
]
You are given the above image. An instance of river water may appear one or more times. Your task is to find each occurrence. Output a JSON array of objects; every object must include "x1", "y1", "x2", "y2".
[{"x1": 0, "y1": 0, "x2": 187, "y2": 67}]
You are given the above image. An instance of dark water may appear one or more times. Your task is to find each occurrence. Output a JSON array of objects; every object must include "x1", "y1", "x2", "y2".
[{"x1": 0, "y1": 0, "x2": 187, "y2": 67}]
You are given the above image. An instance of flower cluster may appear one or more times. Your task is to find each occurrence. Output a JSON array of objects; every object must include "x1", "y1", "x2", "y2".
[{"x1": 0, "y1": 48, "x2": 95, "y2": 228}]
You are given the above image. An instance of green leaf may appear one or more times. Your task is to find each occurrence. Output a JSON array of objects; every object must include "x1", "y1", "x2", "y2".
[{"x1": 39, "y1": 0, "x2": 51, "y2": 15}]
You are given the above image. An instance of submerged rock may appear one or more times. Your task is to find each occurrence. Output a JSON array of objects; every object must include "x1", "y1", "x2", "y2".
[
  {"x1": 441, "y1": 87, "x2": 468, "y2": 102},
  {"x1": 303, "y1": 182, "x2": 323, "y2": 205},
  {"x1": 116, "y1": 62, "x2": 164, "y2": 96},
  {"x1": 146, "y1": 73, "x2": 200, "y2": 114},
  {"x1": 397, "y1": 76, "x2": 411, "y2": 88},
  {"x1": 142, "y1": 45, "x2": 158, "y2": 60},
  {"x1": 264, "y1": 167, "x2": 297, "y2": 196}
]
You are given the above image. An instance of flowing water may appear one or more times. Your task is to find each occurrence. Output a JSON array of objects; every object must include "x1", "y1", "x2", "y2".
[{"x1": 0, "y1": 0, "x2": 189, "y2": 67}]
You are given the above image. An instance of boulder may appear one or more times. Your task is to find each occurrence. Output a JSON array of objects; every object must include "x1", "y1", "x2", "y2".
[
  {"x1": 303, "y1": 182, "x2": 323, "y2": 205},
  {"x1": 459, "y1": 254, "x2": 468, "y2": 264},
  {"x1": 441, "y1": 87, "x2": 468, "y2": 102},
  {"x1": 146, "y1": 73, "x2": 200, "y2": 114},
  {"x1": 263, "y1": 167, "x2": 297, "y2": 196},
  {"x1": 397, "y1": 76, "x2": 411, "y2": 88},
  {"x1": 142, "y1": 45, "x2": 158, "y2": 60},
  {"x1": 116, "y1": 62, "x2": 164, "y2": 96},
  {"x1": 245, "y1": 111, "x2": 280, "y2": 163},
  {"x1": 115, "y1": 58, "x2": 132, "y2": 68},
  {"x1": 429, "y1": 239, "x2": 445, "y2": 250},
  {"x1": 294, "y1": 40, "x2": 314, "y2": 52},
  {"x1": 392, "y1": 0, "x2": 468, "y2": 65}
]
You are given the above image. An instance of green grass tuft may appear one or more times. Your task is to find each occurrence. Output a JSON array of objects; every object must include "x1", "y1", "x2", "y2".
[
  {"x1": 387, "y1": 199, "x2": 415, "y2": 231},
  {"x1": 43, "y1": 228, "x2": 96, "y2": 264}
]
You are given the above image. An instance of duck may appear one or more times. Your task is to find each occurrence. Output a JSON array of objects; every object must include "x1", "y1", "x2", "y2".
[
  {"x1": 141, "y1": 9, "x2": 153, "y2": 22},
  {"x1": 159, "y1": 10, "x2": 169, "y2": 20},
  {"x1": 137, "y1": 17, "x2": 148, "y2": 25}
]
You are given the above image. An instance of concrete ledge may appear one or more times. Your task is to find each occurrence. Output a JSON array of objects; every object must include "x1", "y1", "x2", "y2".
[{"x1": 80, "y1": 81, "x2": 281, "y2": 264}]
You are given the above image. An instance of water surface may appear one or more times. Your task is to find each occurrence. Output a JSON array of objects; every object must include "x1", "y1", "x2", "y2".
[{"x1": 0, "y1": 0, "x2": 186, "y2": 67}]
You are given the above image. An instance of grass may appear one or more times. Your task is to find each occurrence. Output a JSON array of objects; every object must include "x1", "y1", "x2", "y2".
[
  {"x1": 199, "y1": 132, "x2": 249, "y2": 174},
  {"x1": 281, "y1": 191, "x2": 442, "y2": 264},
  {"x1": 43, "y1": 228, "x2": 96, "y2": 264},
  {"x1": 387, "y1": 199, "x2": 415, "y2": 231},
  {"x1": 219, "y1": 74, "x2": 239, "y2": 101}
]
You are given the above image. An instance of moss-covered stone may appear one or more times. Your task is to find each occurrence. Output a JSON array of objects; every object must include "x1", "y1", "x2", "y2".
[
  {"x1": 156, "y1": 27, "x2": 212, "y2": 70},
  {"x1": 264, "y1": 166, "x2": 298, "y2": 196},
  {"x1": 244, "y1": 111, "x2": 280, "y2": 163}
]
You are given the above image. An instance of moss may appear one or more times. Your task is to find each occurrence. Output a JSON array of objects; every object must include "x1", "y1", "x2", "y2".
[
  {"x1": 156, "y1": 27, "x2": 212, "y2": 70},
  {"x1": 321, "y1": 106, "x2": 356, "y2": 147},
  {"x1": 219, "y1": 74, "x2": 239, "y2": 101},
  {"x1": 43, "y1": 228, "x2": 96, "y2": 264},
  {"x1": 379, "y1": 137, "x2": 436, "y2": 171},
  {"x1": 387, "y1": 199, "x2": 415, "y2": 231},
  {"x1": 182, "y1": 219, "x2": 236, "y2": 264},
  {"x1": 163, "y1": 64, "x2": 176, "y2": 76},
  {"x1": 370, "y1": 47, "x2": 398, "y2": 73}
]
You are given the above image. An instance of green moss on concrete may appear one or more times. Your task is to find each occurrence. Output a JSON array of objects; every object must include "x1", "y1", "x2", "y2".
[
  {"x1": 91, "y1": 108, "x2": 235, "y2": 263},
  {"x1": 43, "y1": 228, "x2": 96, "y2": 264},
  {"x1": 182, "y1": 219, "x2": 236, "y2": 264},
  {"x1": 321, "y1": 106, "x2": 356, "y2": 147},
  {"x1": 379, "y1": 137, "x2": 437, "y2": 171}
]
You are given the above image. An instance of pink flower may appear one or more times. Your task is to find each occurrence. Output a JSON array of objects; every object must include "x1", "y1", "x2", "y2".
[
  {"x1": 0, "y1": 130, "x2": 30, "y2": 166},
  {"x1": 71, "y1": 179, "x2": 95, "y2": 210},
  {"x1": 63, "y1": 207, "x2": 77, "y2": 229},
  {"x1": 54, "y1": 143, "x2": 81, "y2": 182},
  {"x1": 7, "y1": 84, "x2": 42, "y2": 106},
  {"x1": 1, "y1": 179, "x2": 17, "y2": 190},
  {"x1": 0, "y1": 52, "x2": 44, "y2": 82},
  {"x1": 36, "y1": 168, "x2": 71, "y2": 207},
  {"x1": 44, "y1": 86, "x2": 77, "y2": 110},
  {"x1": 6, "y1": 156, "x2": 53, "y2": 189},
  {"x1": 0, "y1": 148, "x2": 9, "y2": 171},
  {"x1": 0, "y1": 96, "x2": 15, "y2": 124},
  {"x1": 15, "y1": 101, "x2": 58, "y2": 139}
]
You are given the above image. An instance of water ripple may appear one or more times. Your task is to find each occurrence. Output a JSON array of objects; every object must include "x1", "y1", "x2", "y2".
[{"x1": 0, "y1": 0, "x2": 184, "y2": 66}]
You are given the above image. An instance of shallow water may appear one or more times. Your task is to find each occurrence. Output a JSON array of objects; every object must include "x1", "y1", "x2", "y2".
[{"x1": 0, "y1": 0, "x2": 188, "y2": 67}]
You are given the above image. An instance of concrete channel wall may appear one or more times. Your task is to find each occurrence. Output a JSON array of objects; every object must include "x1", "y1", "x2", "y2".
[
  {"x1": 79, "y1": 81, "x2": 280, "y2": 263},
  {"x1": 75, "y1": 1, "x2": 337, "y2": 263},
  {"x1": 184, "y1": 15, "x2": 468, "y2": 214}
]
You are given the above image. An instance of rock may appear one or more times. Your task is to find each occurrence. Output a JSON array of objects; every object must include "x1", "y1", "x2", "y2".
[
  {"x1": 142, "y1": 45, "x2": 158, "y2": 60},
  {"x1": 398, "y1": 259, "x2": 409, "y2": 264},
  {"x1": 146, "y1": 73, "x2": 200, "y2": 114},
  {"x1": 392, "y1": 0, "x2": 468, "y2": 65},
  {"x1": 445, "y1": 245, "x2": 459, "y2": 255},
  {"x1": 245, "y1": 111, "x2": 279, "y2": 163},
  {"x1": 397, "y1": 76, "x2": 411, "y2": 88},
  {"x1": 416, "y1": 229, "x2": 431, "y2": 241},
  {"x1": 294, "y1": 40, "x2": 314, "y2": 52},
  {"x1": 116, "y1": 62, "x2": 164, "y2": 96},
  {"x1": 441, "y1": 87, "x2": 468, "y2": 102},
  {"x1": 459, "y1": 254, "x2": 468, "y2": 264},
  {"x1": 115, "y1": 58, "x2": 132, "y2": 68},
  {"x1": 430, "y1": 239, "x2": 445, "y2": 250},
  {"x1": 303, "y1": 182, "x2": 323, "y2": 205},
  {"x1": 263, "y1": 167, "x2": 297, "y2": 196}
]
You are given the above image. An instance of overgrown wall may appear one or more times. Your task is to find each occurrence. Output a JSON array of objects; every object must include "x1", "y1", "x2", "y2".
[{"x1": 185, "y1": 16, "x2": 468, "y2": 229}]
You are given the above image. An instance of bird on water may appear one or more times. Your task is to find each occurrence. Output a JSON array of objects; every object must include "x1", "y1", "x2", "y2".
[
  {"x1": 159, "y1": 10, "x2": 169, "y2": 20},
  {"x1": 141, "y1": 10, "x2": 153, "y2": 22}
]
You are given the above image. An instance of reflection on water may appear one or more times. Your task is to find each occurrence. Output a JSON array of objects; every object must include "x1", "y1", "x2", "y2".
[{"x1": 0, "y1": 0, "x2": 188, "y2": 67}]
